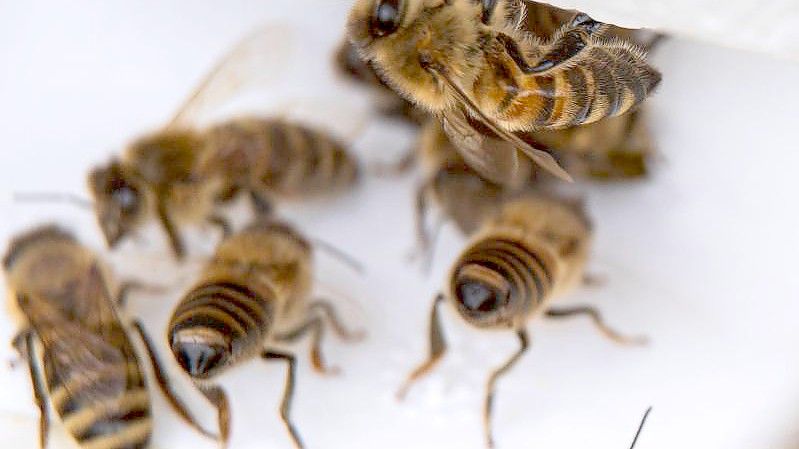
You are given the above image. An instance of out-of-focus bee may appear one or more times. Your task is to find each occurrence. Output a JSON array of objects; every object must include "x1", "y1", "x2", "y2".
[
  {"x1": 89, "y1": 27, "x2": 360, "y2": 259},
  {"x1": 348, "y1": 0, "x2": 661, "y2": 184},
  {"x1": 530, "y1": 109, "x2": 654, "y2": 180},
  {"x1": 165, "y1": 219, "x2": 362, "y2": 448},
  {"x1": 397, "y1": 194, "x2": 645, "y2": 448},
  {"x1": 3, "y1": 225, "x2": 213, "y2": 449}
]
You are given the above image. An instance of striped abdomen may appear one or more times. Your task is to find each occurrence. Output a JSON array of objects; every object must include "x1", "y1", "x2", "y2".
[
  {"x1": 43, "y1": 330, "x2": 151, "y2": 449},
  {"x1": 259, "y1": 120, "x2": 359, "y2": 197},
  {"x1": 450, "y1": 237, "x2": 555, "y2": 328},
  {"x1": 168, "y1": 281, "x2": 276, "y2": 379},
  {"x1": 492, "y1": 43, "x2": 660, "y2": 130}
]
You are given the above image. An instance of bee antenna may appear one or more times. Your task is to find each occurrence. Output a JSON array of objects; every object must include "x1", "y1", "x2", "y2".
[
  {"x1": 13, "y1": 192, "x2": 94, "y2": 210},
  {"x1": 629, "y1": 407, "x2": 652, "y2": 449},
  {"x1": 310, "y1": 238, "x2": 365, "y2": 275},
  {"x1": 421, "y1": 217, "x2": 444, "y2": 276}
]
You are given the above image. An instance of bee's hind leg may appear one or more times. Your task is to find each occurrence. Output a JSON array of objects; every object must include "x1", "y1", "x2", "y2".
[
  {"x1": 261, "y1": 350, "x2": 304, "y2": 449},
  {"x1": 273, "y1": 311, "x2": 339, "y2": 375},
  {"x1": 545, "y1": 306, "x2": 648, "y2": 345},
  {"x1": 131, "y1": 321, "x2": 218, "y2": 440},
  {"x1": 396, "y1": 293, "x2": 448, "y2": 400},
  {"x1": 12, "y1": 330, "x2": 49, "y2": 449}
]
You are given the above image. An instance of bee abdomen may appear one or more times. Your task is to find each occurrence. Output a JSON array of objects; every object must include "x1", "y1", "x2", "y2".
[
  {"x1": 296, "y1": 125, "x2": 358, "y2": 193},
  {"x1": 260, "y1": 121, "x2": 358, "y2": 197},
  {"x1": 457, "y1": 237, "x2": 554, "y2": 307},
  {"x1": 170, "y1": 281, "x2": 273, "y2": 344},
  {"x1": 46, "y1": 358, "x2": 151, "y2": 449},
  {"x1": 531, "y1": 45, "x2": 659, "y2": 129},
  {"x1": 66, "y1": 389, "x2": 151, "y2": 449}
]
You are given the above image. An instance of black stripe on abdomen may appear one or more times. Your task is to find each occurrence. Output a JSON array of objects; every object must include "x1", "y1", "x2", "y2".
[
  {"x1": 461, "y1": 238, "x2": 554, "y2": 307},
  {"x1": 170, "y1": 281, "x2": 271, "y2": 339}
]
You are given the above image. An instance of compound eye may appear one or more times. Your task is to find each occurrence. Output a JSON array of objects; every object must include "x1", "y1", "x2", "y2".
[
  {"x1": 113, "y1": 186, "x2": 138, "y2": 212},
  {"x1": 371, "y1": 0, "x2": 402, "y2": 37},
  {"x1": 458, "y1": 280, "x2": 505, "y2": 312}
]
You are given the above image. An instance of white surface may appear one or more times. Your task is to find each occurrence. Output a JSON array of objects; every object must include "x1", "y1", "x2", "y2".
[
  {"x1": 549, "y1": 0, "x2": 799, "y2": 60},
  {"x1": 2, "y1": 1, "x2": 799, "y2": 449}
]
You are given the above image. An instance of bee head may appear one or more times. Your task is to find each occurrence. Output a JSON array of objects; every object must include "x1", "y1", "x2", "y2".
[
  {"x1": 451, "y1": 261, "x2": 520, "y2": 328},
  {"x1": 170, "y1": 328, "x2": 232, "y2": 379},
  {"x1": 348, "y1": 0, "x2": 481, "y2": 112},
  {"x1": 87, "y1": 160, "x2": 147, "y2": 249}
]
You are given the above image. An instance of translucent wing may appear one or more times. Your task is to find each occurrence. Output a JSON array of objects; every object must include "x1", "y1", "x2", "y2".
[
  {"x1": 167, "y1": 23, "x2": 295, "y2": 130},
  {"x1": 439, "y1": 108, "x2": 520, "y2": 186},
  {"x1": 44, "y1": 325, "x2": 128, "y2": 403},
  {"x1": 23, "y1": 290, "x2": 128, "y2": 405},
  {"x1": 428, "y1": 65, "x2": 573, "y2": 182}
]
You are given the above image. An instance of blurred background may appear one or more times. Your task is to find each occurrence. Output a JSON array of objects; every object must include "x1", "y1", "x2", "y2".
[{"x1": 1, "y1": 1, "x2": 799, "y2": 448}]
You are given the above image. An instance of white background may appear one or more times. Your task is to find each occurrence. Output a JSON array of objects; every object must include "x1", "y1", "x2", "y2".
[
  {"x1": 2, "y1": 1, "x2": 799, "y2": 449},
  {"x1": 550, "y1": 0, "x2": 799, "y2": 60}
]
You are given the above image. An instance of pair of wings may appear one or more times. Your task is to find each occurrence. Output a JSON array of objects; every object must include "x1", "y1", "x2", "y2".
[
  {"x1": 166, "y1": 23, "x2": 295, "y2": 131},
  {"x1": 165, "y1": 24, "x2": 369, "y2": 144},
  {"x1": 21, "y1": 265, "x2": 130, "y2": 407},
  {"x1": 432, "y1": 66, "x2": 573, "y2": 183}
]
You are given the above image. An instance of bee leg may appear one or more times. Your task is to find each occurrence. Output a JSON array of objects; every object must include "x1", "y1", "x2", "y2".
[
  {"x1": 545, "y1": 306, "x2": 649, "y2": 345},
  {"x1": 130, "y1": 321, "x2": 218, "y2": 440},
  {"x1": 308, "y1": 300, "x2": 366, "y2": 342},
  {"x1": 274, "y1": 315, "x2": 339, "y2": 375},
  {"x1": 484, "y1": 329, "x2": 529, "y2": 449},
  {"x1": 115, "y1": 281, "x2": 166, "y2": 309},
  {"x1": 408, "y1": 179, "x2": 434, "y2": 266},
  {"x1": 497, "y1": 13, "x2": 604, "y2": 75},
  {"x1": 197, "y1": 384, "x2": 232, "y2": 449},
  {"x1": 248, "y1": 189, "x2": 273, "y2": 217},
  {"x1": 261, "y1": 350, "x2": 305, "y2": 449},
  {"x1": 207, "y1": 214, "x2": 232, "y2": 238},
  {"x1": 396, "y1": 294, "x2": 447, "y2": 400},
  {"x1": 12, "y1": 330, "x2": 49, "y2": 449},
  {"x1": 310, "y1": 238, "x2": 364, "y2": 275},
  {"x1": 156, "y1": 198, "x2": 185, "y2": 259},
  {"x1": 629, "y1": 407, "x2": 653, "y2": 449}
]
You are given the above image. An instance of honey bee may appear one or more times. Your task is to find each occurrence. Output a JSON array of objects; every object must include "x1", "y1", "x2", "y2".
[
  {"x1": 3, "y1": 225, "x2": 213, "y2": 449},
  {"x1": 347, "y1": 0, "x2": 661, "y2": 184},
  {"x1": 397, "y1": 194, "x2": 646, "y2": 448},
  {"x1": 89, "y1": 28, "x2": 360, "y2": 259},
  {"x1": 165, "y1": 219, "x2": 362, "y2": 448}
]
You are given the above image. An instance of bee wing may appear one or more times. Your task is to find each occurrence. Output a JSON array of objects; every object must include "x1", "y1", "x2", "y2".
[
  {"x1": 21, "y1": 289, "x2": 128, "y2": 405},
  {"x1": 439, "y1": 108, "x2": 521, "y2": 186},
  {"x1": 31, "y1": 304, "x2": 129, "y2": 405},
  {"x1": 429, "y1": 66, "x2": 573, "y2": 182},
  {"x1": 167, "y1": 23, "x2": 295, "y2": 130},
  {"x1": 47, "y1": 326, "x2": 128, "y2": 399}
]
